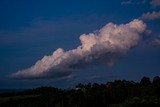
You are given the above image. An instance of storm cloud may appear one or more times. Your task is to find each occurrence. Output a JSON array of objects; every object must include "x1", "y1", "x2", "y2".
[{"x1": 11, "y1": 19, "x2": 147, "y2": 79}]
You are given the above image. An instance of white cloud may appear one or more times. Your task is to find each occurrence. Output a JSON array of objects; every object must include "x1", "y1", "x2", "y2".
[
  {"x1": 150, "y1": 0, "x2": 160, "y2": 7},
  {"x1": 140, "y1": 11, "x2": 160, "y2": 20},
  {"x1": 11, "y1": 19, "x2": 146, "y2": 79}
]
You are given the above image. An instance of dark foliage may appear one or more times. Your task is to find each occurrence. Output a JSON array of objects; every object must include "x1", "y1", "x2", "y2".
[{"x1": 0, "y1": 76, "x2": 160, "y2": 107}]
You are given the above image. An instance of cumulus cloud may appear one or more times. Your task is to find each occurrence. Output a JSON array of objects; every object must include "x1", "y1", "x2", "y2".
[
  {"x1": 140, "y1": 11, "x2": 160, "y2": 20},
  {"x1": 11, "y1": 19, "x2": 146, "y2": 79},
  {"x1": 150, "y1": 0, "x2": 160, "y2": 7}
]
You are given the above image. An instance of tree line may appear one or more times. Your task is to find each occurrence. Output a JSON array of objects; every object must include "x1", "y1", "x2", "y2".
[{"x1": 0, "y1": 76, "x2": 160, "y2": 107}]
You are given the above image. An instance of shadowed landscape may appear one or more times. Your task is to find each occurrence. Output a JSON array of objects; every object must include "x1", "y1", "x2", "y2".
[{"x1": 1, "y1": 76, "x2": 160, "y2": 107}]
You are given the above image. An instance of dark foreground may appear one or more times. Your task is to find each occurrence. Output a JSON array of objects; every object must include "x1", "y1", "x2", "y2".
[{"x1": 0, "y1": 76, "x2": 160, "y2": 107}]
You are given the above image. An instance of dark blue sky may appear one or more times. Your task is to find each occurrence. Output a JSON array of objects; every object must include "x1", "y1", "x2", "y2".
[{"x1": 0, "y1": 0, "x2": 160, "y2": 89}]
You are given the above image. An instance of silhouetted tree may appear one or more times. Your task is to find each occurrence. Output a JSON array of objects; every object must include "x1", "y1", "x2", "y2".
[
  {"x1": 140, "y1": 76, "x2": 151, "y2": 86},
  {"x1": 1, "y1": 76, "x2": 160, "y2": 107}
]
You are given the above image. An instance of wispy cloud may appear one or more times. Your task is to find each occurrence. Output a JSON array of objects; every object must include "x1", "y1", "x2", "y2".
[
  {"x1": 88, "y1": 75, "x2": 101, "y2": 81},
  {"x1": 149, "y1": 37, "x2": 160, "y2": 46},
  {"x1": 0, "y1": 15, "x2": 108, "y2": 46},
  {"x1": 121, "y1": 0, "x2": 146, "y2": 5},
  {"x1": 140, "y1": 11, "x2": 160, "y2": 20},
  {"x1": 121, "y1": 0, "x2": 133, "y2": 5},
  {"x1": 10, "y1": 19, "x2": 146, "y2": 79},
  {"x1": 150, "y1": 0, "x2": 160, "y2": 7}
]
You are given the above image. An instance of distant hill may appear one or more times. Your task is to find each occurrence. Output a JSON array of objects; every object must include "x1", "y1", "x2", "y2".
[{"x1": 0, "y1": 89, "x2": 25, "y2": 93}]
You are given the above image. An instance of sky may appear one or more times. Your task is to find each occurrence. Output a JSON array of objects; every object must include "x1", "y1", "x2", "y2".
[{"x1": 0, "y1": 0, "x2": 160, "y2": 89}]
